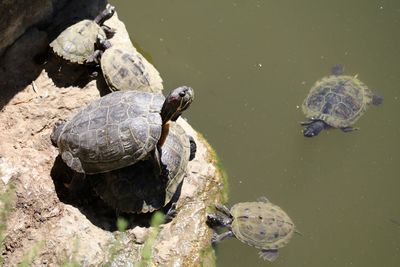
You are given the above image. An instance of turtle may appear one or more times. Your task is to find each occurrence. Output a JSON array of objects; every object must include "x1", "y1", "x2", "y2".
[
  {"x1": 49, "y1": 4, "x2": 116, "y2": 64},
  {"x1": 90, "y1": 35, "x2": 163, "y2": 93},
  {"x1": 207, "y1": 197, "x2": 295, "y2": 262},
  {"x1": 88, "y1": 122, "x2": 197, "y2": 213},
  {"x1": 301, "y1": 64, "x2": 383, "y2": 137},
  {"x1": 50, "y1": 86, "x2": 194, "y2": 174}
]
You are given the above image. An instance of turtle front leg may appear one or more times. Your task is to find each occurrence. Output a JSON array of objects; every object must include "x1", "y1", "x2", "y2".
[
  {"x1": 214, "y1": 204, "x2": 232, "y2": 218},
  {"x1": 299, "y1": 120, "x2": 313, "y2": 126},
  {"x1": 211, "y1": 231, "x2": 234, "y2": 244},
  {"x1": 259, "y1": 249, "x2": 279, "y2": 262},
  {"x1": 188, "y1": 135, "x2": 197, "y2": 161},
  {"x1": 164, "y1": 203, "x2": 177, "y2": 222},
  {"x1": 85, "y1": 50, "x2": 103, "y2": 65},
  {"x1": 302, "y1": 120, "x2": 327, "y2": 137},
  {"x1": 341, "y1": 126, "x2": 359, "y2": 133}
]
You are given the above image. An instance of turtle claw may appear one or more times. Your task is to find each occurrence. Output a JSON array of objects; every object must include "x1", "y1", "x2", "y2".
[
  {"x1": 259, "y1": 249, "x2": 279, "y2": 262},
  {"x1": 165, "y1": 203, "x2": 177, "y2": 222}
]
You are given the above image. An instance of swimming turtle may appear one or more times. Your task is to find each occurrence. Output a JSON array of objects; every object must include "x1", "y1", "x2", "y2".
[
  {"x1": 88, "y1": 122, "x2": 196, "y2": 213},
  {"x1": 301, "y1": 64, "x2": 382, "y2": 137},
  {"x1": 50, "y1": 86, "x2": 194, "y2": 174},
  {"x1": 207, "y1": 197, "x2": 295, "y2": 262},
  {"x1": 49, "y1": 4, "x2": 115, "y2": 64}
]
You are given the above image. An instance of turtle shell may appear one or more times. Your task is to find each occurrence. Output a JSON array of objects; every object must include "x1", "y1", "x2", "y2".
[
  {"x1": 302, "y1": 75, "x2": 373, "y2": 128},
  {"x1": 100, "y1": 44, "x2": 163, "y2": 92},
  {"x1": 53, "y1": 90, "x2": 165, "y2": 174},
  {"x1": 230, "y1": 201, "x2": 295, "y2": 250},
  {"x1": 88, "y1": 122, "x2": 191, "y2": 213},
  {"x1": 50, "y1": 20, "x2": 106, "y2": 64}
]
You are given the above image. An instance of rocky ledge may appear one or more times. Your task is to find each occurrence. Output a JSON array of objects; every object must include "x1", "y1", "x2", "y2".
[{"x1": 0, "y1": 1, "x2": 225, "y2": 266}]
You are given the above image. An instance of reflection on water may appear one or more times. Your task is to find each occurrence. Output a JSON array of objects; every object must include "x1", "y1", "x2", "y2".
[{"x1": 111, "y1": 1, "x2": 400, "y2": 266}]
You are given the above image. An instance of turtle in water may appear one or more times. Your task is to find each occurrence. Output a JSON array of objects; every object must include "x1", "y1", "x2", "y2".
[
  {"x1": 301, "y1": 64, "x2": 383, "y2": 137},
  {"x1": 88, "y1": 122, "x2": 197, "y2": 214},
  {"x1": 90, "y1": 34, "x2": 163, "y2": 93},
  {"x1": 50, "y1": 4, "x2": 115, "y2": 64},
  {"x1": 51, "y1": 86, "x2": 194, "y2": 174},
  {"x1": 207, "y1": 197, "x2": 295, "y2": 262}
]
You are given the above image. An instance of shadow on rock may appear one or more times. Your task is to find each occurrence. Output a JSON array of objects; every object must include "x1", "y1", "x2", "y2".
[
  {"x1": 43, "y1": 54, "x2": 97, "y2": 88},
  {"x1": 0, "y1": 28, "x2": 47, "y2": 109},
  {"x1": 50, "y1": 156, "x2": 180, "y2": 231}
]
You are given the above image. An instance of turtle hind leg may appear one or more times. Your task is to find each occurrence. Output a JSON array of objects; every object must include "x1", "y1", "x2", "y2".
[
  {"x1": 259, "y1": 249, "x2": 279, "y2": 262},
  {"x1": 341, "y1": 126, "x2": 359, "y2": 133},
  {"x1": 61, "y1": 151, "x2": 84, "y2": 174}
]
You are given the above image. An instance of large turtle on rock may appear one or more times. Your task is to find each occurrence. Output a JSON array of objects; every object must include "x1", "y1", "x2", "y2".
[
  {"x1": 51, "y1": 86, "x2": 194, "y2": 174},
  {"x1": 207, "y1": 197, "x2": 295, "y2": 262},
  {"x1": 88, "y1": 122, "x2": 197, "y2": 214},
  {"x1": 301, "y1": 65, "x2": 382, "y2": 137},
  {"x1": 50, "y1": 4, "x2": 115, "y2": 64}
]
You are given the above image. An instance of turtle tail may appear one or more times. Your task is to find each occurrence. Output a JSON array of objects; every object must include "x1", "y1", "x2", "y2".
[{"x1": 50, "y1": 121, "x2": 66, "y2": 147}]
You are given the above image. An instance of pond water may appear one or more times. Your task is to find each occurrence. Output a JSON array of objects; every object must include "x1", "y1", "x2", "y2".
[{"x1": 110, "y1": 1, "x2": 400, "y2": 266}]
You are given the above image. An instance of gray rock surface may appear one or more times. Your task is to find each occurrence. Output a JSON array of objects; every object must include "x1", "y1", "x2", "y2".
[{"x1": 0, "y1": 2, "x2": 225, "y2": 266}]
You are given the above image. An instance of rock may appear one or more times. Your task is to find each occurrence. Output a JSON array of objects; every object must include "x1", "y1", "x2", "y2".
[
  {"x1": 0, "y1": 0, "x2": 53, "y2": 56},
  {"x1": 0, "y1": 3, "x2": 225, "y2": 266}
]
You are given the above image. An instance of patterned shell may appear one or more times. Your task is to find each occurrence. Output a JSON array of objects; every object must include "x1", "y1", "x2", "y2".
[
  {"x1": 55, "y1": 91, "x2": 164, "y2": 174},
  {"x1": 230, "y1": 201, "x2": 295, "y2": 250},
  {"x1": 50, "y1": 20, "x2": 106, "y2": 64},
  {"x1": 101, "y1": 44, "x2": 163, "y2": 93},
  {"x1": 88, "y1": 122, "x2": 190, "y2": 213},
  {"x1": 302, "y1": 75, "x2": 373, "y2": 128}
]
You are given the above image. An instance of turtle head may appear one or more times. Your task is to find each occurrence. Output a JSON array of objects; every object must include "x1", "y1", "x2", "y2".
[
  {"x1": 331, "y1": 64, "x2": 344, "y2": 76},
  {"x1": 161, "y1": 86, "x2": 194, "y2": 124},
  {"x1": 94, "y1": 4, "x2": 115, "y2": 25},
  {"x1": 303, "y1": 120, "x2": 326, "y2": 137},
  {"x1": 206, "y1": 212, "x2": 232, "y2": 228}
]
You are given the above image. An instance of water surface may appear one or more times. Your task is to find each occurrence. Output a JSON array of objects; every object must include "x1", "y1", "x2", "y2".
[{"x1": 111, "y1": 1, "x2": 400, "y2": 266}]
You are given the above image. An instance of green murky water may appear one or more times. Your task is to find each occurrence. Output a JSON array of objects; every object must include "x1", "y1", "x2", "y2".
[{"x1": 110, "y1": 1, "x2": 400, "y2": 266}]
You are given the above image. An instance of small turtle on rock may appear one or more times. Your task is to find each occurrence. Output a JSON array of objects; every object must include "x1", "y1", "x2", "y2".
[
  {"x1": 207, "y1": 197, "x2": 295, "y2": 262},
  {"x1": 51, "y1": 86, "x2": 194, "y2": 174},
  {"x1": 50, "y1": 4, "x2": 116, "y2": 64},
  {"x1": 301, "y1": 64, "x2": 382, "y2": 137},
  {"x1": 91, "y1": 34, "x2": 163, "y2": 92},
  {"x1": 88, "y1": 122, "x2": 197, "y2": 214}
]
